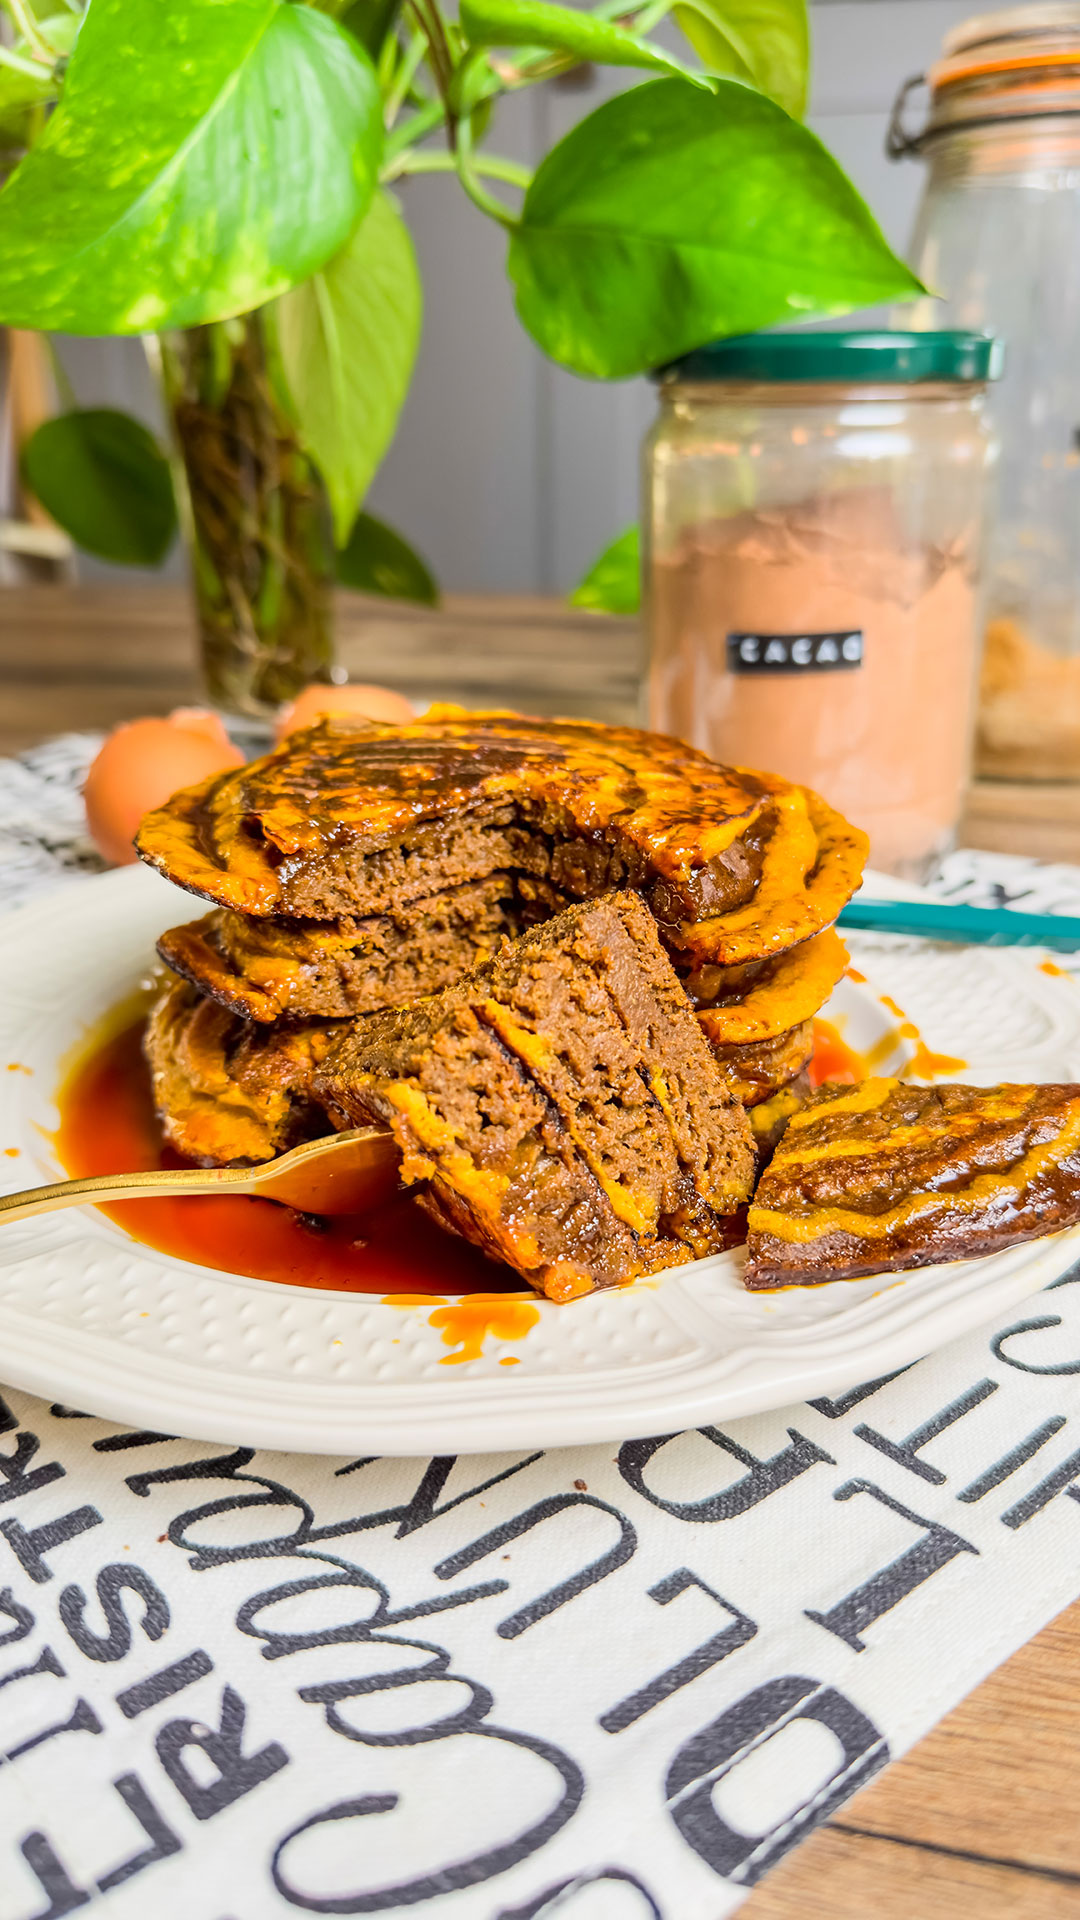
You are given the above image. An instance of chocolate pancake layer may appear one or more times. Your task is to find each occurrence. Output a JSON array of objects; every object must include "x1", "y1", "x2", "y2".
[
  {"x1": 158, "y1": 876, "x2": 521, "y2": 1024},
  {"x1": 316, "y1": 891, "x2": 756, "y2": 1302},
  {"x1": 144, "y1": 977, "x2": 344, "y2": 1167},
  {"x1": 691, "y1": 928, "x2": 848, "y2": 1046},
  {"x1": 746, "y1": 1077, "x2": 1080, "y2": 1287},
  {"x1": 136, "y1": 708, "x2": 867, "y2": 969},
  {"x1": 710, "y1": 1019, "x2": 816, "y2": 1108}
]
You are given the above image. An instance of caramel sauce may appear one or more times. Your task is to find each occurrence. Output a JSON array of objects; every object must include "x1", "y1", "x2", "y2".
[
  {"x1": 811, "y1": 1010, "x2": 966, "y2": 1088},
  {"x1": 808, "y1": 1019, "x2": 865, "y2": 1086},
  {"x1": 53, "y1": 1017, "x2": 518, "y2": 1297},
  {"x1": 904, "y1": 1038, "x2": 969, "y2": 1079},
  {"x1": 49, "y1": 966, "x2": 975, "y2": 1307},
  {"x1": 427, "y1": 1294, "x2": 541, "y2": 1364}
]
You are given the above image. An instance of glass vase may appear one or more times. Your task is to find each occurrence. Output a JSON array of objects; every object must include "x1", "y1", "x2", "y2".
[{"x1": 157, "y1": 313, "x2": 335, "y2": 723}]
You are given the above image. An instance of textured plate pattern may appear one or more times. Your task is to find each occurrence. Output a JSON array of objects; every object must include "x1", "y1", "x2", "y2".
[{"x1": 2, "y1": 866, "x2": 1080, "y2": 1455}]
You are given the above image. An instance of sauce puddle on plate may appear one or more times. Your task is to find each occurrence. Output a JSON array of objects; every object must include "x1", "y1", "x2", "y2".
[
  {"x1": 53, "y1": 993, "x2": 957, "y2": 1307},
  {"x1": 54, "y1": 1015, "x2": 519, "y2": 1298}
]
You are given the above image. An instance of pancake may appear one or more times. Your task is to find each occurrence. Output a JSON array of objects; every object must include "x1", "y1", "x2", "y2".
[
  {"x1": 136, "y1": 709, "x2": 867, "y2": 968},
  {"x1": 316, "y1": 892, "x2": 756, "y2": 1301},
  {"x1": 157, "y1": 875, "x2": 520, "y2": 1025},
  {"x1": 144, "y1": 976, "x2": 344, "y2": 1167},
  {"x1": 138, "y1": 710, "x2": 864, "y2": 1175},
  {"x1": 746, "y1": 1077, "x2": 1080, "y2": 1287}
]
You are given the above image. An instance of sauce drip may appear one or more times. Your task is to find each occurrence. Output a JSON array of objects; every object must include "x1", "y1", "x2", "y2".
[
  {"x1": 54, "y1": 1018, "x2": 518, "y2": 1297},
  {"x1": 903, "y1": 1038, "x2": 968, "y2": 1079},
  {"x1": 808, "y1": 1019, "x2": 865, "y2": 1086},
  {"x1": 428, "y1": 1295, "x2": 541, "y2": 1364},
  {"x1": 810, "y1": 1011, "x2": 966, "y2": 1088}
]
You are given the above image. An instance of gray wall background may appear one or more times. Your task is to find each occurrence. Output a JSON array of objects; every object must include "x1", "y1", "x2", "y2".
[{"x1": 56, "y1": 0, "x2": 980, "y2": 596}]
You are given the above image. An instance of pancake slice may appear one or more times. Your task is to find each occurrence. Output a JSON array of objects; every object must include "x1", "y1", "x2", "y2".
[
  {"x1": 745, "y1": 1077, "x2": 1080, "y2": 1287},
  {"x1": 316, "y1": 892, "x2": 756, "y2": 1301}
]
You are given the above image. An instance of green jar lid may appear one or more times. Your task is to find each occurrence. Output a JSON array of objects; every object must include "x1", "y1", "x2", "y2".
[{"x1": 657, "y1": 329, "x2": 1004, "y2": 384}]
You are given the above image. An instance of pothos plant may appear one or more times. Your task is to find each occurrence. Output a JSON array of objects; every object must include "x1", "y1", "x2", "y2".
[{"x1": 0, "y1": 0, "x2": 918, "y2": 713}]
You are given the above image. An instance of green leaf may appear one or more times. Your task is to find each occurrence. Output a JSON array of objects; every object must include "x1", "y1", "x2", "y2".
[
  {"x1": 35, "y1": 11, "x2": 82, "y2": 55},
  {"x1": 0, "y1": 62, "x2": 53, "y2": 145},
  {"x1": 338, "y1": 0, "x2": 402, "y2": 56},
  {"x1": 0, "y1": 14, "x2": 78, "y2": 147},
  {"x1": 270, "y1": 189, "x2": 421, "y2": 546},
  {"x1": 20, "y1": 409, "x2": 178, "y2": 565},
  {"x1": 508, "y1": 77, "x2": 923, "y2": 380},
  {"x1": 336, "y1": 511, "x2": 438, "y2": 603},
  {"x1": 0, "y1": 0, "x2": 383, "y2": 334},
  {"x1": 460, "y1": 0, "x2": 708, "y2": 85},
  {"x1": 570, "y1": 524, "x2": 640, "y2": 614},
  {"x1": 674, "y1": 0, "x2": 809, "y2": 117}
]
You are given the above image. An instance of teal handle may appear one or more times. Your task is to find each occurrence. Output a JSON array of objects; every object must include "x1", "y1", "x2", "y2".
[{"x1": 838, "y1": 898, "x2": 1080, "y2": 953}]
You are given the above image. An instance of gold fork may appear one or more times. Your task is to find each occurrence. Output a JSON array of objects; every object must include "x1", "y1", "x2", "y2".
[{"x1": 0, "y1": 1127, "x2": 402, "y2": 1223}]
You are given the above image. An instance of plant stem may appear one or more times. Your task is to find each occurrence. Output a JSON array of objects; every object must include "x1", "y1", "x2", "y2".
[
  {"x1": 0, "y1": 40, "x2": 49, "y2": 78},
  {"x1": 376, "y1": 24, "x2": 399, "y2": 92},
  {"x1": 422, "y1": 0, "x2": 456, "y2": 91},
  {"x1": 1, "y1": 0, "x2": 56, "y2": 60},
  {"x1": 383, "y1": 95, "x2": 447, "y2": 162},
  {"x1": 406, "y1": 0, "x2": 453, "y2": 104},
  {"x1": 384, "y1": 147, "x2": 532, "y2": 189},
  {"x1": 382, "y1": 25, "x2": 427, "y2": 126},
  {"x1": 160, "y1": 319, "x2": 334, "y2": 717},
  {"x1": 43, "y1": 337, "x2": 77, "y2": 412},
  {"x1": 453, "y1": 113, "x2": 518, "y2": 226},
  {"x1": 627, "y1": 0, "x2": 675, "y2": 31}
]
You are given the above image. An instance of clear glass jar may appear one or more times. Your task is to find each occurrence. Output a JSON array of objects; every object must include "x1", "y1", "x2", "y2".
[
  {"x1": 156, "y1": 313, "x2": 335, "y2": 724},
  {"x1": 893, "y1": 3, "x2": 1080, "y2": 779},
  {"x1": 646, "y1": 331, "x2": 998, "y2": 882}
]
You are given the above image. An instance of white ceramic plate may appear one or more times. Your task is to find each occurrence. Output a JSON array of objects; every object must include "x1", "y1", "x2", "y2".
[{"x1": 2, "y1": 864, "x2": 1080, "y2": 1456}]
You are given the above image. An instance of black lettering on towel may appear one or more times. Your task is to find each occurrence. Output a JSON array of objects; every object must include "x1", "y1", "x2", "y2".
[
  {"x1": 619, "y1": 1427, "x2": 833, "y2": 1522},
  {"x1": 156, "y1": 1686, "x2": 288, "y2": 1821},
  {"x1": 600, "y1": 1570, "x2": 756, "y2": 1734},
  {"x1": 0, "y1": 1507, "x2": 102, "y2": 1584},
  {"x1": 435, "y1": 1493, "x2": 636, "y2": 1638},
  {"x1": 96, "y1": 1774, "x2": 182, "y2": 1893},
  {"x1": 806, "y1": 1480, "x2": 977, "y2": 1650},
  {"x1": 270, "y1": 1726, "x2": 583, "y2": 1912},
  {"x1": 855, "y1": 1379, "x2": 999, "y2": 1485},
  {"x1": 12, "y1": 1831, "x2": 90, "y2": 1917},
  {"x1": 992, "y1": 1316, "x2": 1080, "y2": 1375},
  {"x1": 665, "y1": 1675, "x2": 887, "y2": 1885}
]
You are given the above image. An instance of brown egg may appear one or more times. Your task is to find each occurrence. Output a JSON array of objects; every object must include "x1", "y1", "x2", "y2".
[
  {"x1": 85, "y1": 712, "x2": 244, "y2": 867},
  {"x1": 276, "y1": 681, "x2": 415, "y2": 740}
]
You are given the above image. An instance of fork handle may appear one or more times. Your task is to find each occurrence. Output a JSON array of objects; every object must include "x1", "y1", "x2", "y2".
[{"x1": 0, "y1": 1165, "x2": 256, "y2": 1222}]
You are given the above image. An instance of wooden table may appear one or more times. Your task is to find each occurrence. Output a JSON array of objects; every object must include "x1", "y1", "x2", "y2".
[
  {"x1": 4, "y1": 581, "x2": 1080, "y2": 1917},
  {"x1": 0, "y1": 582, "x2": 645, "y2": 753}
]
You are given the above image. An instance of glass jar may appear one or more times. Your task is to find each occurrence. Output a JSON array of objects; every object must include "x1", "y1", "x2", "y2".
[
  {"x1": 646, "y1": 330, "x2": 999, "y2": 882},
  {"x1": 156, "y1": 313, "x2": 335, "y2": 725},
  {"x1": 892, "y1": 3, "x2": 1080, "y2": 780}
]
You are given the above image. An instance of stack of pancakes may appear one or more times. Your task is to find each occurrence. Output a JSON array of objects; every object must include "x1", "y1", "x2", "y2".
[{"x1": 135, "y1": 708, "x2": 867, "y2": 1167}]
